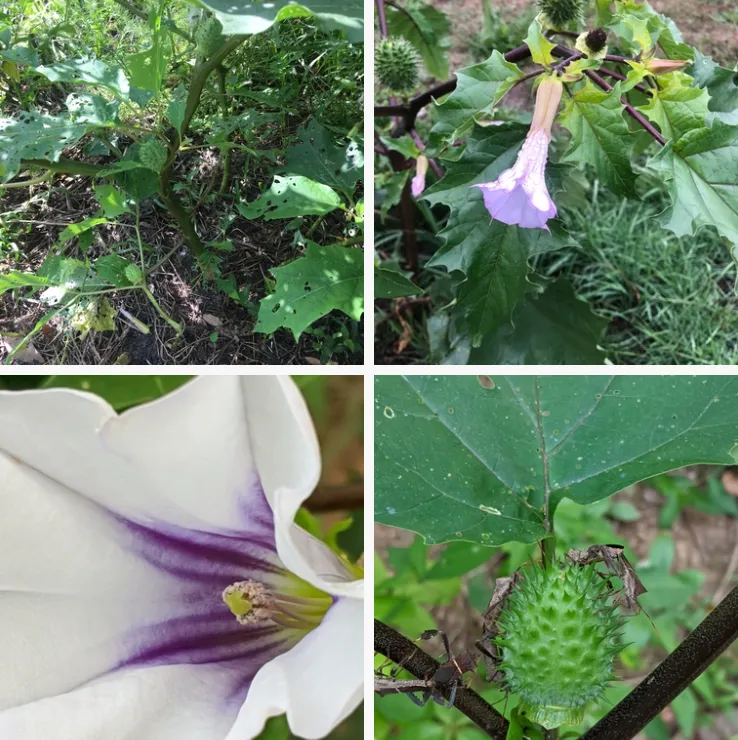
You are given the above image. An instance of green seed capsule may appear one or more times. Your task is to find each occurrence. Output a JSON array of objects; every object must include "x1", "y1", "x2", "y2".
[
  {"x1": 375, "y1": 38, "x2": 419, "y2": 94},
  {"x1": 538, "y1": 0, "x2": 584, "y2": 28},
  {"x1": 495, "y1": 562, "x2": 623, "y2": 728}
]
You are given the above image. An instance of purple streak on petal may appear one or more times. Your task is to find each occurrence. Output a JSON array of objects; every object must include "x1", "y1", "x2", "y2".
[{"x1": 112, "y1": 476, "x2": 298, "y2": 706}]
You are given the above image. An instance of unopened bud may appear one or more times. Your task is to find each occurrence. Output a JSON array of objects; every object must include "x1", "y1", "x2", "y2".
[{"x1": 645, "y1": 58, "x2": 689, "y2": 75}]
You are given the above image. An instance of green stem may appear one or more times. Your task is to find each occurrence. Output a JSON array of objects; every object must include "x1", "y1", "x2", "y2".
[
  {"x1": 21, "y1": 158, "x2": 104, "y2": 176},
  {"x1": 142, "y1": 285, "x2": 183, "y2": 334},
  {"x1": 215, "y1": 65, "x2": 232, "y2": 195},
  {"x1": 157, "y1": 35, "x2": 247, "y2": 259}
]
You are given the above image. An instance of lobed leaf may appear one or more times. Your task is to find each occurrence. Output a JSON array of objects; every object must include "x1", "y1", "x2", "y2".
[
  {"x1": 256, "y1": 242, "x2": 363, "y2": 339},
  {"x1": 375, "y1": 376, "x2": 738, "y2": 545}
]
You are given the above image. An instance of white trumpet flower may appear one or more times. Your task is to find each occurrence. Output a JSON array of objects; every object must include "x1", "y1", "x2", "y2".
[{"x1": 0, "y1": 376, "x2": 363, "y2": 740}]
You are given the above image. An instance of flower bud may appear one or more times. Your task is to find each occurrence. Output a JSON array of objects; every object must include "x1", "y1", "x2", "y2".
[{"x1": 645, "y1": 58, "x2": 690, "y2": 75}]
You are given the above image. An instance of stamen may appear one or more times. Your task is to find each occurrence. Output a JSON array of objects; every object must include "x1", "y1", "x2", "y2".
[{"x1": 222, "y1": 578, "x2": 332, "y2": 631}]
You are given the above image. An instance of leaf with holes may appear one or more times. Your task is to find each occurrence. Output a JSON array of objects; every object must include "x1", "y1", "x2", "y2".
[
  {"x1": 284, "y1": 119, "x2": 362, "y2": 197},
  {"x1": 374, "y1": 375, "x2": 738, "y2": 545},
  {"x1": 195, "y1": 0, "x2": 363, "y2": 42},
  {"x1": 237, "y1": 175, "x2": 343, "y2": 220},
  {"x1": 35, "y1": 58, "x2": 131, "y2": 99},
  {"x1": 0, "y1": 111, "x2": 90, "y2": 183},
  {"x1": 256, "y1": 242, "x2": 363, "y2": 339}
]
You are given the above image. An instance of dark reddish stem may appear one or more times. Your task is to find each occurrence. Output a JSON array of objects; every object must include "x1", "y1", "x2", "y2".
[
  {"x1": 583, "y1": 68, "x2": 666, "y2": 145},
  {"x1": 375, "y1": 0, "x2": 388, "y2": 37}
]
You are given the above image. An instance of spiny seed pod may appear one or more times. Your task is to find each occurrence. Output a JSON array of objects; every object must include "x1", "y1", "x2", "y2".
[
  {"x1": 138, "y1": 138, "x2": 168, "y2": 172},
  {"x1": 495, "y1": 562, "x2": 623, "y2": 729},
  {"x1": 538, "y1": 0, "x2": 583, "y2": 28},
  {"x1": 375, "y1": 38, "x2": 419, "y2": 94},
  {"x1": 195, "y1": 16, "x2": 224, "y2": 57}
]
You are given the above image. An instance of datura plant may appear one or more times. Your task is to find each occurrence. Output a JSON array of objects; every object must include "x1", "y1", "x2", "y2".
[
  {"x1": 0, "y1": 376, "x2": 363, "y2": 739},
  {"x1": 373, "y1": 375, "x2": 738, "y2": 736},
  {"x1": 373, "y1": 0, "x2": 738, "y2": 360}
]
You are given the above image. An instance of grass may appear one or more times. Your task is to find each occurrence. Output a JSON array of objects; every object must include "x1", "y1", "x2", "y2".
[{"x1": 535, "y1": 184, "x2": 738, "y2": 365}]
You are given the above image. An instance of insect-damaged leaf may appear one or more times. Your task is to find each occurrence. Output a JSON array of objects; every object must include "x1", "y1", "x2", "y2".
[
  {"x1": 256, "y1": 242, "x2": 363, "y2": 339},
  {"x1": 284, "y1": 119, "x2": 362, "y2": 197},
  {"x1": 237, "y1": 175, "x2": 342, "y2": 220},
  {"x1": 375, "y1": 376, "x2": 738, "y2": 546}
]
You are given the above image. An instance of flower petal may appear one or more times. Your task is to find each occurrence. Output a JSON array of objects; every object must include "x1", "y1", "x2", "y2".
[
  {"x1": 0, "y1": 451, "x2": 285, "y2": 713},
  {"x1": 227, "y1": 598, "x2": 363, "y2": 740},
  {"x1": 241, "y1": 378, "x2": 362, "y2": 600},
  {"x1": 0, "y1": 377, "x2": 321, "y2": 537},
  {"x1": 0, "y1": 664, "x2": 244, "y2": 740}
]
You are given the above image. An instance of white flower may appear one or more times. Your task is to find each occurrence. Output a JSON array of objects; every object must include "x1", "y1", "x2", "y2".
[
  {"x1": 0, "y1": 376, "x2": 363, "y2": 740},
  {"x1": 472, "y1": 77, "x2": 562, "y2": 231}
]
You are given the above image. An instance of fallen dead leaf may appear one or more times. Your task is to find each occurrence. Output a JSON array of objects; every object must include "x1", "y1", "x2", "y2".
[{"x1": 202, "y1": 313, "x2": 223, "y2": 328}]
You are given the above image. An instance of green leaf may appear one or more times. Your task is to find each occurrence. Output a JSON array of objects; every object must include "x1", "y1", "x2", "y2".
[
  {"x1": 469, "y1": 279, "x2": 608, "y2": 364},
  {"x1": 648, "y1": 121, "x2": 738, "y2": 247},
  {"x1": 0, "y1": 271, "x2": 48, "y2": 296},
  {"x1": 637, "y1": 72, "x2": 710, "y2": 141},
  {"x1": 57, "y1": 216, "x2": 108, "y2": 246},
  {"x1": 0, "y1": 111, "x2": 90, "y2": 183},
  {"x1": 608, "y1": 501, "x2": 641, "y2": 522},
  {"x1": 66, "y1": 92, "x2": 120, "y2": 125},
  {"x1": 454, "y1": 223, "x2": 533, "y2": 346},
  {"x1": 35, "y1": 57, "x2": 131, "y2": 99},
  {"x1": 0, "y1": 46, "x2": 40, "y2": 67},
  {"x1": 690, "y1": 51, "x2": 738, "y2": 115},
  {"x1": 166, "y1": 84, "x2": 187, "y2": 134},
  {"x1": 195, "y1": 0, "x2": 363, "y2": 42},
  {"x1": 94, "y1": 254, "x2": 138, "y2": 287},
  {"x1": 524, "y1": 17, "x2": 555, "y2": 67},
  {"x1": 386, "y1": 1, "x2": 450, "y2": 80},
  {"x1": 237, "y1": 175, "x2": 342, "y2": 220},
  {"x1": 256, "y1": 243, "x2": 363, "y2": 339},
  {"x1": 93, "y1": 184, "x2": 131, "y2": 218},
  {"x1": 40, "y1": 376, "x2": 191, "y2": 410},
  {"x1": 375, "y1": 267, "x2": 423, "y2": 299},
  {"x1": 284, "y1": 119, "x2": 361, "y2": 197},
  {"x1": 127, "y1": 48, "x2": 168, "y2": 94},
  {"x1": 428, "y1": 51, "x2": 524, "y2": 149},
  {"x1": 375, "y1": 376, "x2": 738, "y2": 545},
  {"x1": 558, "y1": 80, "x2": 636, "y2": 196}
]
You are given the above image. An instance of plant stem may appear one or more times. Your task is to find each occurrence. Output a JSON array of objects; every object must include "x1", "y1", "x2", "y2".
[
  {"x1": 156, "y1": 35, "x2": 247, "y2": 259},
  {"x1": 374, "y1": 619, "x2": 509, "y2": 740},
  {"x1": 583, "y1": 69, "x2": 666, "y2": 146},
  {"x1": 21, "y1": 158, "x2": 103, "y2": 176},
  {"x1": 215, "y1": 65, "x2": 232, "y2": 195},
  {"x1": 375, "y1": 0, "x2": 389, "y2": 37},
  {"x1": 580, "y1": 585, "x2": 738, "y2": 740}
]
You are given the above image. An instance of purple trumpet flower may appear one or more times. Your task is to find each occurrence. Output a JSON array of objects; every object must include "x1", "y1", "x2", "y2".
[{"x1": 473, "y1": 77, "x2": 563, "y2": 230}]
